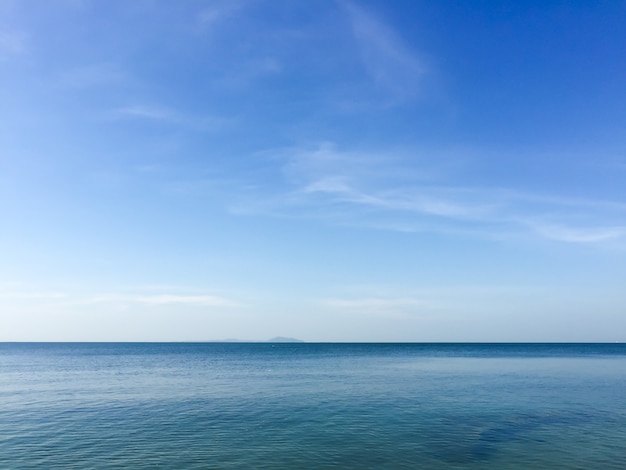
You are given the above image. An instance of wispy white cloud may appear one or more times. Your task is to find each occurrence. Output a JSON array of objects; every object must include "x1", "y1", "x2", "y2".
[
  {"x1": 302, "y1": 181, "x2": 494, "y2": 220},
  {"x1": 0, "y1": 283, "x2": 241, "y2": 309},
  {"x1": 280, "y1": 141, "x2": 433, "y2": 187},
  {"x1": 0, "y1": 290, "x2": 67, "y2": 300},
  {"x1": 115, "y1": 105, "x2": 171, "y2": 120},
  {"x1": 341, "y1": 1, "x2": 427, "y2": 101},
  {"x1": 80, "y1": 292, "x2": 240, "y2": 308},
  {"x1": 110, "y1": 103, "x2": 234, "y2": 132},
  {"x1": 525, "y1": 222, "x2": 626, "y2": 244},
  {"x1": 197, "y1": 0, "x2": 245, "y2": 29},
  {"x1": 236, "y1": 142, "x2": 495, "y2": 221},
  {"x1": 135, "y1": 294, "x2": 239, "y2": 307},
  {"x1": 231, "y1": 142, "x2": 626, "y2": 245}
]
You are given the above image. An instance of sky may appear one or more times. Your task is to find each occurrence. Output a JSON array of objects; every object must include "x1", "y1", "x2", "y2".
[{"x1": 1, "y1": 0, "x2": 625, "y2": 342}]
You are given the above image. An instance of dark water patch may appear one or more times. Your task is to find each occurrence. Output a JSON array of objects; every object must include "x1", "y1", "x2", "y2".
[{"x1": 429, "y1": 410, "x2": 602, "y2": 465}]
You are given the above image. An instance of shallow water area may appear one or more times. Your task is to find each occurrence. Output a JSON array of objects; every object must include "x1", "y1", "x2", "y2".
[{"x1": 1, "y1": 342, "x2": 625, "y2": 469}]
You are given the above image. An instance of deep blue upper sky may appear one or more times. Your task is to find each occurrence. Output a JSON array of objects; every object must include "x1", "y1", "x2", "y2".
[{"x1": 1, "y1": 0, "x2": 625, "y2": 341}]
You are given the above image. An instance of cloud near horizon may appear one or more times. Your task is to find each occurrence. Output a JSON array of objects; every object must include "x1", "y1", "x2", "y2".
[
  {"x1": 134, "y1": 294, "x2": 240, "y2": 307},
  {"x1": 0, "y1": 286, "x2": 241, "y2": 310}
]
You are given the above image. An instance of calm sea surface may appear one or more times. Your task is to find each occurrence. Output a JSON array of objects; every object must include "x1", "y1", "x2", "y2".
[{"x1": 1, "y1": 343, "x2": 625, "y2": 469}]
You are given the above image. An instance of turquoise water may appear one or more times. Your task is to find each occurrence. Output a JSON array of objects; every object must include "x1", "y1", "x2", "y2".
[{"x1": 1, "y1": 343, "x2": 625, "y2": 469}]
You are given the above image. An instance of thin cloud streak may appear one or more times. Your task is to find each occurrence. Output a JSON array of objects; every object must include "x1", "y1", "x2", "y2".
[
  {"x1": 115, "y1": 105, "x2": 171, "y2": 120},
  {"x1": 110, "y1": 104, "x2": 234, "y2": 132},
  {"x1": 0, "y1": 291, "x2": 68, "y2": 300},
  {"x1": 60, "y1": 292, "x2": 242, "y2": 309},
  {"x1": 135, "y1": 294, "x2": 239, "y2": 307},
  {"x1": 341, "y1": 1, "x2": 427, "y2": 101},
  {"x1": 197, "y1": 0, "x2": 245, "y2": 29},
  {"x1": 231, "y1": 142, "x2": 626, "y2": 245},
  {"x1": 526, "y1": 222, "x2": 626, "y2": 244}
]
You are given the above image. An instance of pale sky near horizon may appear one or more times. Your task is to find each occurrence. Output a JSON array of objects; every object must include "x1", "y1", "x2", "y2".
[{"x1": 1, "y1": 0, "x2": 625, "y2": 342}]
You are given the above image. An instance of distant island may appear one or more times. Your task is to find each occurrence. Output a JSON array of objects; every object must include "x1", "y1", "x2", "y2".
[
  {"x1": 267, "y1": 337, "x2": 304, "y2": 343},
  {"x1": 204, "y1": 337, "x2": 304, "y2": 343}
]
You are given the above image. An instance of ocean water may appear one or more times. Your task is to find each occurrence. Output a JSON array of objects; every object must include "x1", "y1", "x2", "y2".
[{"x1": 1, "y1": 343, "x2": 625, "y2": 469}]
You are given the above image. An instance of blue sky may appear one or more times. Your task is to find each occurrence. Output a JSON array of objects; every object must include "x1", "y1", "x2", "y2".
[{"x1": 1, "y1": 0, "x2": 625, "y2": 341}]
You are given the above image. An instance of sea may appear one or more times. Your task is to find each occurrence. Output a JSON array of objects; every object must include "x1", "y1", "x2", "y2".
[{"x1": 1, "y1": 343, "x2": 625, "y2": 469}]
